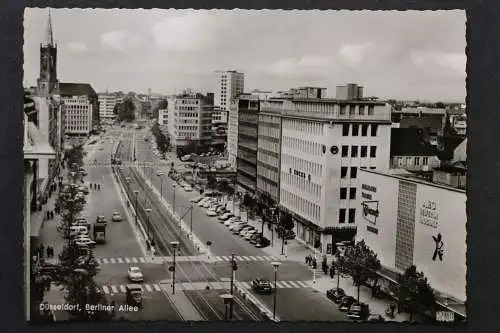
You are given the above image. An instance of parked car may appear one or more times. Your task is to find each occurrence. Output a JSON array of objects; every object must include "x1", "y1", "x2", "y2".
[
  {"x1": 184, "y1": 186, "x2": 193, "y2": 192},
  {"x1": 127, "y1": 266, "x2": 144, "y2": 282},
  {"x1": 245, "y1": 230, "x2": 259, "y2": 240},
  {"x1": 218, "y1": 213, "x2": 234, "y2": 221},
  {"x1": 252, "y1": 278, "x2": 273, "y2": 294},
  {"x1": 367, "y1": 314, "x2": 385, "y2": 322},
  {"x1": 347, "y1": 302, "x2": 370, "y2": 320},
  {"x1": 249, "y1": 233, "x2": 263, "y2": 245},
  {"x1": 229, "y1": 222, "x2": 247, "y2": 232},
  {"x1": 96, "y1": 215, "x2": 107, "y2": 224},
  {"x1": 255, "y1": 237, "x2": 271, "y2": 248},
  {"x1": 111, "y1": 212, "x2": 123, "y2": 222},
  {"x1": 326, "y1": 288, "x2": 346, "y2": 304},
  {"x1": 189, "y1": 196, "x2": 204, "y2": 203},
  {"x1": 339, "y1": 296, "x2": 356, "y2": 312},
  {"x1": 206, "y1": 210, "x2": 217, "y2": 217}
]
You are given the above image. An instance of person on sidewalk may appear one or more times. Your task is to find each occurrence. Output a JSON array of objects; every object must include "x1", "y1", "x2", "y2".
[
  {"x1": 46, "y1": 246, "x2": 51, "y2": 259},
  {"x1": 329, "y1": 265, "x2": 335, "y2": 279}
]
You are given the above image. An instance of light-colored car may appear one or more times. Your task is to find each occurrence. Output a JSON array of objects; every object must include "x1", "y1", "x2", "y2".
[
  {"x1": 75, "y1": 238, "x2": 96, "y2": 247},
  {"x1": 198, "y1": 199, "x2": 209, "y2": 207},
  {"x1": 206, "y1": 210, "x2": 217, "y2": 217},
  {"x1": 245, "y1": 230, "x2": 259, "y2": 240},
  {"x1": 184, "y1": 186, "x2": 193, "y2": 192},
  {"x1": 202, "y1": 201, "x2": 211, "y2": 208},
  {"x1": 229, "y1": 222, "x2": 247, "y2": 231},
  {"x1": 127, "y1": 266, "x2": 144, "y2": 282},
  {"x1": 112, "y1": 212, "x2": 123, "y2": 222},
  {"x1": 239, "y1": 227, "x2": 253, "y2": 236},
  {"x1": 189, "y1": 196, "x2": 204, "y2": 203}
]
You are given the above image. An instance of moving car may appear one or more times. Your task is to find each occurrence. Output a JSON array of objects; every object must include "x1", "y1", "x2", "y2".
[
  {"x1": 126, "y1": 284, "x2": 143, "y2": 307},
  {"x1": 184, "y1": 186, "x2": 193, "y2": 192},
  {"x1": 347, "y1": 302, "x2": 370, "y2": 320},
  {"x1": 338, "y1": 296, "x2": 356, "y2": 312},
  {"x1": 252, "y1": 278, "x2": 273, "y2": 294},
  {"x1": 255, "y1": 237, "x2": 271, "y2": 248},
  {"x1": 111, "y1": 212, "x2": 123, "y2": 222},
  {"x1": 326, "y1": 288, "x2": 346, "y2": 304},
  {"x1": 96, "y1": 215, "x2": 107, "y2": 224},
  {"x1": 127, "y1": 266, "x2": 144, "y2": 282}
]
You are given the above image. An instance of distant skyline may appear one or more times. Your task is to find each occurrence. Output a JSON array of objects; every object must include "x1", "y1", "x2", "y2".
[{"x1": 24, "y1": 9, "x2": 466, "y2": 102}]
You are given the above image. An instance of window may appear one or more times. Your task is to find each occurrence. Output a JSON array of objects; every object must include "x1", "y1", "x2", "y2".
[
  {"x1": 361, "y1": 124, "x2": 368, "y2": 136},
  {"x1": 423, "y1": 157, "x2": 429, "y2": 165},
  {"x1": 340, "y1": 105, "x2": 346, "y2": 115},
  {"x1": 339, "y1": 209, "x2": 346, "y2": 223},
  {"x1": 360, "y1": 166, "x2": 367, "y2": 169},
  {"x1": 340, "y1": 188, "x2": 347, "y2": 199},
  {"x1": 371, "y1": 124, "x2": 378, "y2": 136},
  {"x1": 351, "y1": 146, "x2": 358, "y2": 157},
  {"x1": 352, "y1": 124, "x2": 359, "y2": 136},
  {"x1": 359, "y1": 105, "x2": 365, "y2": 115},
  {"x1": 370, "y1": 166, "x2": 376, "y2": 170},
  {"x1": 342, "y1": 124, "x2": 349, "y2": 136},
  {"x1": 341, "y1": 145, "x2": 349, "y2": 157},
  {"x1": 341, "y1": 167, "x2": 348, "y2": 178},
  {"x1": 361, "y1": 145, "x2": 368, "y2": 157},
  {"x1": 348, "y1": 209, "x2": 356, "y2": 223},
  {"x1": 349, "y1": 105, "x2": 355, "y2": 115},
  {"x1": 368, "y1": 105, "x2": 374, "y2": 115},
  {"x1": 351, "y1": 167, "x2": 358, "y2": 178},
  {"x1": 350, "y1": 167, "x2": 358, "y2": 178},
  {"x1": 349, "y1": 187, "x2": 357, "y2": 199},
  {"x1": 370, "y1": 146, "x2": 377, "y2": 158}
]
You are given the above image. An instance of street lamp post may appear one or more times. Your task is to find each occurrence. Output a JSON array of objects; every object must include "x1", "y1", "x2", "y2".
[
  {"x1": 145, "y1": 208, "x2": 152, "y2": 244},
  {"x1": 133, "y1": 190, "x2": 139, "y2": 225},
  {"x1": 229, "y1": 253, "x2": 238, "y2": 320},
  {"x1": 271, "y1": 261, "x2": 281, "y2": 320},
  {"x1": 158, "y1": 172, "x2": 164, "y2": 199},
  {"x1": 170, "y1": 241, "x2": 180, "y2": 294},
  {"x1": 220, "y1": 294, "x2": 234, "y2": 321},
  {"x1": 190, "y1": 204, "x2": 194, "y2": 237},
  {"x1": 172, "y1": 184, "x2": 177, "y2": 215}
]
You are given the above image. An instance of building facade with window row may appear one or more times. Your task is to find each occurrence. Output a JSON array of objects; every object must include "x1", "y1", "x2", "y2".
[
  {"x1": 277, "y1": 97, "x2": 392, "y2": 253},
  {"x1": 214, "y1": 70, "x2": 244, "y2": 111}
]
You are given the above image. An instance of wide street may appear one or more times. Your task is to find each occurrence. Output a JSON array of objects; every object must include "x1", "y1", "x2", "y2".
[
  {"x1": 81, "y1": 128, "x2": 182, "y2": 321},
  {"x1": 124, "y1": 128, "x2": 348, "y2": 321}
]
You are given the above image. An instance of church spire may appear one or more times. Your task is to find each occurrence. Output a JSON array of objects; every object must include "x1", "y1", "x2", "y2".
[{"x1": 45, "y1": 9, "x2": 54, "y2": 46}]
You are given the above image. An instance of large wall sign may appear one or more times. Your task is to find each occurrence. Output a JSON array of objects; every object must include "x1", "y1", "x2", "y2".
[
  {"x1": 361, "y1": 201, "x2": 380, "y2": 224},
  {"x1": 419, "y1": 200, "x2": 439, "y2": 229}
]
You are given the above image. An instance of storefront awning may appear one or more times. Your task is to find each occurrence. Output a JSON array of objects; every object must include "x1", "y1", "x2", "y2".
[{"x1": 23, "y1": 122, "x2": 56, "y2": 160}]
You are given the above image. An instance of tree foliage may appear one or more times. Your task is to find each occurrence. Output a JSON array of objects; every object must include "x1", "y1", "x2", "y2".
[
  {"x1": 397, "y1": 265, "x2": 436, "y2": 322},
  {"x1": 206, "y1": 175, "x2": 217, "y2": 190},
  {"x1": 152, "y1": 99, "x2": 168, "y2": 119},
  {"x1": 115, "y1": 97, "x2": 136, "y2": 122},
  {"x1": 340, "y1": 240, "x2": 381, "y2": 302},
  {"x1": 65, "y1": 145, "x2": 85, "y2": 168},
  {"x1": 279, "y1": 211, "x2": 294, "y2": 231},
  {"x1": 151, "y1": 122, "x2": 170, "y2": 155}
]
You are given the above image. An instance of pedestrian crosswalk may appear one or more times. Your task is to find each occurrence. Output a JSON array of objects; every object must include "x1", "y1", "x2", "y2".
[
  {"x1": 94, "y1": 255, "x2": 282, "y2": 265},
  {"x1": 99, "y1": 280, "x2": 312, "y2": 294}
]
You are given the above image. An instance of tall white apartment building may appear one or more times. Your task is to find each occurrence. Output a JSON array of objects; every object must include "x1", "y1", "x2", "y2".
[
  {"x1": 62, "y1": 95, "x2": 94, "y2": 136},
  {"x1": 279, "y1": 96, "x2": 392, "y2": 254},
  {"x1": 228, "y1": 99, "x2": 239, "y2": 166},
  {"x1": 167, "y1": 92, "x2": 213, "y2": 149},
  {"x1": 98, "y1": 93, "x2": 118, "y2": 121},
  {"x1": 158, "y1": 108, "x2": 168, "y2": 132},
  {"x1": 214, "y1": 70, "x2": 244, "y2": 111}
]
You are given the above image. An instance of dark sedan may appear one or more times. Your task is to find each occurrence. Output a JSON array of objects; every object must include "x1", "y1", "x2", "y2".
[
  {"x1": 326, "y1": 287, "x2": 346, "y2": 304},
  {"x1": 338, "y1": 296, "x2": 356, "y2": 312},
  {"x1": 252, "y1": 278, "x2": 273, "y2": 294}
]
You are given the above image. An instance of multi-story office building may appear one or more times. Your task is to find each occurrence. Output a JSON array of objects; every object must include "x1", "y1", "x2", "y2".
[
  {"x1": 60, "y1": 83, "x2": 99, "y2": 137},
  {"x1": 236, "y1": 94, "x2": 260, "y2": 194},
  {"x1": 228, "y1": 99, "x2": 239, "y2": 166},
  {"x1": 167, "y1": 91, "x2": 213, "y2": 150},
  {"x1": 158, "y1": 108, "x2": 168, "y2": 132},
  {"x1": 98, "y1": 93, "x2": 118, "y2": 121},
  {"x1": 214, "y1": 70, "x2": 244, "y2": 111},
  {"x1": 278, "y1": 87, "x2": 392, "y2": 253},
  {"x1": 336, "y1": 83, "x2": 363, "y2": 100}
]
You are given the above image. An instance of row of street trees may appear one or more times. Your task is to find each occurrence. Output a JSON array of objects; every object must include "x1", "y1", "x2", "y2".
[
  {"x1": 150, "y1": 122, "x2": 170, "y2": 155},
  {"x1": 32, "y1": 145, "x2": 113, "y2": 322},
  {"x1": 336, "y1": 240, "x2": 436, "y2": 322},
  {"x1": 113, "y1": 96, "x2": 136, "y2": 122}
]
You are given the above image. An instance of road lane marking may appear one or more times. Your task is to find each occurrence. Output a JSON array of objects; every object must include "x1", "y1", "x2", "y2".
[
  {"x1": 131, "y1": 257, "x2": 138, "y2": 263},
  {"x1": 111, "y1": 285, "x2": 118, "y2": 293},
  {"x1": 296, "y1": 281, "x2": 309, "y2": 288},
  {"x1": 102, "y1": 286, "x2": 110, "y2": 294},
  {"x1": 255, "y1": 256, "x2": 264, "y2": 260},
  {"x1": 116, "y1": 258, "x2": 124, "y2": 263},
  {"x1": 144, "y1": 284, "x2": 153, "y2": 292},
  {"x1": 249, "y1": 256, "x2": 258, "y2": 261},
  {"x1": 275, "y1": 281, "x2": 284, "y2": 288},
  {"x1": 124, "y1": 257, "x2": 131, "y2": 263},
  {"x1": 281, "y1": 281, "x2": 293, "y2": 288},
  {"x1": 119, "y1": 285, "x2": 126, "y2": 293},
  {"x1": 287, "y1": 281, "x2": 300, "y2": 288},
  {"x1": 221, "y1": 256, "x2": 230, "y2": 261},
  {"x1": 241, "y1": 256, "x2": 250, "y2": 260},
  {"x1": 236, "y1": 256, "x2": 243, "y2": 261},
  {"x1": 153, "y1": 284, "x2": 161, "y2": 291}
]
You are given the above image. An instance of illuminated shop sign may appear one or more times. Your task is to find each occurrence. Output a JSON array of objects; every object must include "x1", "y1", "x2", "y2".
[{"x1": 419, "y1": 200, "x2": 439, "y2": 229}]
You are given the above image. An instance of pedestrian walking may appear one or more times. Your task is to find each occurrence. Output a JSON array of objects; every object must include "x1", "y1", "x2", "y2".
[
  {"x1": 305, "y1": 255, "x2": 309, "y2": 265},
  {"x1": 98, "y1": 184, "x2": 101, "y2": 190},
  {"x1": 46, "y1": 211, "x2": 50, "y2": 220},
  {"x1": 329, "y1": 265, "x2": 335, "y2": 279},
  {"x1": 46, "y1": 246, "x2": 51, "y2": 258}
]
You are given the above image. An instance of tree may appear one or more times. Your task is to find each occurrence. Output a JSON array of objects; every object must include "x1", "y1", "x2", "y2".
[
  {"x1": 278, "y1": 211, "x2": 294, "y2": 237},
  {"x1": 397, "y1": 265, "x2": 436, "y2": 322},
  {"x1": 152, "y1": 99, "x2": 168, "y2": 120},
  {"x1": 207, "y1": 175, "x2": 217, "y2": 190},
  {"x1": 65, "y1": 145, "x2": 84, "y2": 168},
  {"x1": 116, "y1": 97, "x2": 136, "y2": 122},
  {"x1": 341, "y1": 240, "x2": 381, "y2": 302}
]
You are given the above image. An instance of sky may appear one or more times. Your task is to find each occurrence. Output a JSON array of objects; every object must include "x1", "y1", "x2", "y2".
[{"x1": 23, "y1": 9, "x2": 466, "y2": 102}]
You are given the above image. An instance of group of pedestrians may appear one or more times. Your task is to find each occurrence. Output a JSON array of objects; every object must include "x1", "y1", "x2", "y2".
[
  {"x1": 36, "y1": 244, "x2": 56, "y2": 261},
  {"x1": 305, "y1": 254, "x2": 337, "y2": 279},
  {"x1": 45, "y1": 210, "x2": 55, "y2": 221},
  {"x1": 89, "y1": 182, "x2": 101, "y2": 191}
]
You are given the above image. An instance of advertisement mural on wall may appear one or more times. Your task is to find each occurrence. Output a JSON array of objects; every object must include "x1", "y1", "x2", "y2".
[
  {"x1": 361, "y1": 184, "x2": 379, "y2": 234},
  {"x1": 413, "y1": 185, "x2": 466, "y2": 302}
]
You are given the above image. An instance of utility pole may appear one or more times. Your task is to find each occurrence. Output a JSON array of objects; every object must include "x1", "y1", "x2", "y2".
[{"x1": 229, "y1": 253, "x2": 237, "y2": 320}]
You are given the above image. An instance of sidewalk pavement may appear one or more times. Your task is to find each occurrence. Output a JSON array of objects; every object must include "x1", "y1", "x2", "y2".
[{"x1": 225, "y1": 199, "x2": 409, "y2": 322}]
